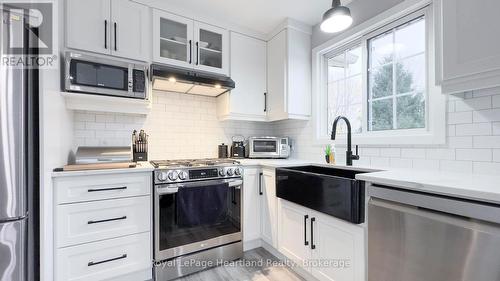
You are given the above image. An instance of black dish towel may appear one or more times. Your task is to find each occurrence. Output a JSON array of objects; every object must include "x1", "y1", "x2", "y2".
[{"x1": 176, "y1": 182, "x2": 229, "y2": 227}]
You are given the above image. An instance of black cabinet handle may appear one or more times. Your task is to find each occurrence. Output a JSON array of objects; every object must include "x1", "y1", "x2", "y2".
[
  {"x1": 104, "y1": 20, "x2": 107, "y2": 49},
  {"x1": 196, "y1": 42, "x2": 199, "y2": 65},
  {"x1": 87, "y1": 186, "x2": 127, "y2": 193},
  {"x1": 264, "y1": 92, "x2": 267, "y2": 112},
  {"x1": 88, "y1": 254, "x2": 127, "y2": 267},
  {"x1": 259, "y1": 172, "x2": 263, "y2": 195},
  {"x1": 189, "y1": 40, "x2": 192, "y2": 64},
  {"x1": 88, "y1": 216, "x2": 127, "y2": 225},
  {"x1": 310, "y1": 217, "x2": 316, "y2": 249},
  {"x1": 304, "y1": 215, "x2": 309, "y2": 246},
  {"x1": 114, "y1": 22, "x2": 117, "y2": 51}
]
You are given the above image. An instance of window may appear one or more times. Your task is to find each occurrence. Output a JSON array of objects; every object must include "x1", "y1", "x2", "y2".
[
  {"x1": 327, "y1": 45, "x2": 363, "y2": 135},
  {"x1": 368, "y1": 17, "x2": 426, "y2": 131},
  {"x1": 315, "y1": 6, "x2": 445, "y2": 145}
]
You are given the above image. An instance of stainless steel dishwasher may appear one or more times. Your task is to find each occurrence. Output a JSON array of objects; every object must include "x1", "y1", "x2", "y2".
[{"x1": 368, "y1": 185, "x2": 500, "y2": 281}]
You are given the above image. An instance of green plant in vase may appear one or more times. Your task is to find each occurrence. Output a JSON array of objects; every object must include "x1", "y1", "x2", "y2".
[{"x1": 324, "y1": 144, "x2": 332, "y2": 163}]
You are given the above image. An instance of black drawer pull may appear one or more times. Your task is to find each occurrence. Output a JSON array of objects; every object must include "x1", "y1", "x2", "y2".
[
  {"x1": 310, "y1": 217, "x2": 316, "y2": 250},
  {"x1": 88, "y1": 254, "x2": 127, "y2": 267},
  {"x1": 304, "y1": 215, "x2": 309, "y2": 246},
  {"x1": 87, "y1": 186, "x2": 127, "y2": 192},
  {"x1": 259, "y1": 172, "x2": 263, "y2": 195},
  {"x1": 88, "y1": 216, "x2": 127, "y2": 225}
]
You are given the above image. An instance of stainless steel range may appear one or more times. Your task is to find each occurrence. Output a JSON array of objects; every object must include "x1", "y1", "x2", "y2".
[{"x1": 151, "y1": 159, "x2": 243, "y2": 280}]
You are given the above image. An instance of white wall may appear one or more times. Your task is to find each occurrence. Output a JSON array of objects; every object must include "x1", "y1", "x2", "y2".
[
  {"x1": 73, "y1": 91, "x2": 273, "y2": 160},
  {"x1": 272, "y1": 87, "x2": 500, "y2": 175}
]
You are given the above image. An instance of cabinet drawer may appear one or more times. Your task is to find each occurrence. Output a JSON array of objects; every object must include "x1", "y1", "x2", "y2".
[
  {"x1": 56, "y1": 196, "x2": 150, "y2": 247},
  {"x1": 54, "y1": 173, "x2": 151, "y2": 204},
  {"x1": 56, "y1": 232, "x2": 151, "y2": 281}
]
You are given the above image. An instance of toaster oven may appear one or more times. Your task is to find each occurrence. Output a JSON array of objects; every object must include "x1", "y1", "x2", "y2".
[{"x1": 245, "y1": 137, "x2": 290, "y2": 159}]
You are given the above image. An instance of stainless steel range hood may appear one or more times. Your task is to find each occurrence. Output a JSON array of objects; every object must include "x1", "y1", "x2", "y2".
[{"x1": 151, "y1": 64, "x2": 235, "y2": 97}]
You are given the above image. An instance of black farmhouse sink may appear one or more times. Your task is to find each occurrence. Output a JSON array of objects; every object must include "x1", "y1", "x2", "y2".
[{"x1": 276, "y1": 165, "x2": 369, "y2": 224}]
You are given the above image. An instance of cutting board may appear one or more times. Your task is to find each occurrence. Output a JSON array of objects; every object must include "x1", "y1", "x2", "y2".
[{"x1": 56, "y1": 162, "x2": 137, "y2": 172}]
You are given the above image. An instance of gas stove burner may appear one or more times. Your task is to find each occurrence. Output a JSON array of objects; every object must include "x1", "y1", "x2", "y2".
[{"x1": 150, "y1": 158, "x2": 240, "y2": 169}]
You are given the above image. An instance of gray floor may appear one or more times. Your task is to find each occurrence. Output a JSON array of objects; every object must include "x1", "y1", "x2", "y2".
[{"x1": 176, "y1": 248, "x2": 305, "y2": 281}]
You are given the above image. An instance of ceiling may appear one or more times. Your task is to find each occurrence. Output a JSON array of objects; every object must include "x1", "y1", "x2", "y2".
[{"x1": 154, "y1": 0, "x2": 353, "y2": 34}]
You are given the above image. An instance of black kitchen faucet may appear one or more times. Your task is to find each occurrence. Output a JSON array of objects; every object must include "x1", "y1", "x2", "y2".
[{"x1": 330, "y1": 116, "x2": 359, "y2": 166}]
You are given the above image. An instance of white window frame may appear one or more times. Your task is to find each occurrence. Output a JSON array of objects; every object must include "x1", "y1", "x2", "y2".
[{"x1": 312, "y1": 0, "x2": 446, "y2": 145}]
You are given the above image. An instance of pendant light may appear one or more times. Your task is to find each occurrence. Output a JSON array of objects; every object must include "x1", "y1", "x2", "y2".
[{"x1": 320, "y1": 0, "x2": 353, "y2": 33}]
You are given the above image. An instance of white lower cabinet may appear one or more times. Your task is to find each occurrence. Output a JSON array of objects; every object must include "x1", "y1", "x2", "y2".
[
  {"x1": 261, "y1": 168, "x2": 278, "y2": 248},
  {"x1": 278, "y1": 200, "x2": 311, "y2": 266},
  {"x1": 53, "y1": 171, "x2": 152, "y2": 281},
  {"x1": 278, "y1": 200, "x2": 365, "y2": 281},
  {"x1": 56, "y1": 232, "x2": 151, "y2": 281},
  {"x1": 56, "y1": 196, "x2": 150, "y2": 247},
  {"x1": 243, "y1": 168, "x2": 262, "y2": 244}
]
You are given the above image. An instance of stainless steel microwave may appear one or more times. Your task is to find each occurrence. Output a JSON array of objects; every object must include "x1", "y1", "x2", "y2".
[
  {"x1": 64, "y1": 52, "x2": 148, "y2": 99},
  {"x1": 245, "y1": 137, "x2": 290, "y2": 159}
]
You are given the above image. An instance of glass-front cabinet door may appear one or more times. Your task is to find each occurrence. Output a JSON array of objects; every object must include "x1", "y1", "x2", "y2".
[
  {"x1": 153, "y1": 10, "x2": 193, "y2": 69},
  {"x1": 194, "y1": 22, "x2": 229, "y2": 75}
]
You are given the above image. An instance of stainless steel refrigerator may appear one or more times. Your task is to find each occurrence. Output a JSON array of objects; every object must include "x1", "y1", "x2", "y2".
[{"x1": 0, "y1": 6, "x2": 40, "y2": 281}]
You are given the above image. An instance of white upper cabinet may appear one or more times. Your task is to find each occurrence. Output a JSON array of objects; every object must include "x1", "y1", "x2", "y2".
[
  {"x1": 66, "y1": 0, "x2": 110, "y2": 55},
  {"x1": 153, "y1": 10, "x2": 194, "y2": 69},
  {"x1": 267, "y1": 27, "x2": 311, "y2": 121},
  {"x1": 194, "y1": 22, "x2": 229, "y2": 75},
  {"x1": 217, "y1": 32, "x2": 267, "y2": 121},
  {"x1": 110, "y1": 0, "x2": 150, "y2": 61},
  {"x1": 436, "y1": 0, "x2": 500, "y2": 94},
  {"x1": 152, "y1": 9, "x2": 229, "y2": 75},
  {"x1": 66, "y1": 0, "x2": 149, "y2": 62}
]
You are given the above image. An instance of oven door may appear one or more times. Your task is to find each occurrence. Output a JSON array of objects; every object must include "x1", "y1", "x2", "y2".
[
  {"x1": 154, "y1": 179, "x2": 242, "y2": 261},
  {"x1": 249, "y1": 138, "x2": 280, "y2": 158}
]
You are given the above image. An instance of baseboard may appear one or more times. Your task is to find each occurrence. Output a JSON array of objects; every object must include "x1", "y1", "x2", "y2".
[
  {"x1": 243, "y1": 238, "x2": 262, "y2": 251},
  {"x1": 259, "y1": 240, "x2": 319, "y2": 281}
]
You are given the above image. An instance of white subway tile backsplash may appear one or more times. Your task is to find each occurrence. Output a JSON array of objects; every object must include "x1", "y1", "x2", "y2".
[
  {"x1": 425, "y1": 148, "x2": 455, "y2": 160},
  {"x1": 473, "y1": 136, "x2": 500, "y2": 148},
  {"x1": 440, "y1": 160, "x2": 473, "y2": 173},
  {"x1": 448, "y1": 111, "x2": 473, "y2": 124},
  {"x1": 448, "y1": 136, "x2": 473, "y2": 148},
  {"x1": 389, "y1": 158, "x2": 412, "y2": 168},
  {"x1": 412, "y1": 159, "x2": 440, "y2": 170},
  {"x1": 379, "y1": 148, "x2": 401, "y2": 157},
  {"x1": 72, "y1": 88, "x2": 500, "y2": 175},
  {"x1": 493, "y1": 149, "x2": 500, "y2": 162},
  {"x1": 401, "y1": 148, "x2": 426, "y2": 159},
  {"x1": 73, "y1": 91, "x2": 273, "y2": 159},
  {"x1": 493, "y1": 95, "x2": 500, "y2": 108},
  {"x1": 455, "y1": 123, "x2": 491, "y2": 136},
  {"x1": 456, "y1": 149, "x2": 492, "y2": 162},
  {"x1": 473, "y1": 108, "x2": 500, "y2": 123},
  {"x1": 473, "y1": 162, "x2": 500, "y2": 174}
]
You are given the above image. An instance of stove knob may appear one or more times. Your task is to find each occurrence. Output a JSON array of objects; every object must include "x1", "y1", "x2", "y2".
[
  {"x1": 219, "y1": 169, "x2": 226, "y2": 176},
  {"x1": 227, "y1": 168, "x2": 234, "y2": 176},
  {"x1": 178, "y1": 171, "x2": 188, "y2": 180},
  {"x1": 158, "y1": 172, "x2": 168, "y2": 181},
  {"x1": 234, "y1": 167, "x2": 242, "y2": 176},
  {"x1": 168, "y1": 171, "x2": 178, "y2": 181}
]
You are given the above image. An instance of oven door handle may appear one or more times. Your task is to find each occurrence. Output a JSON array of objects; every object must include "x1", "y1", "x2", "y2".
[{"x1": 157, "y1": 179, "x2": 243, "y2": 195}]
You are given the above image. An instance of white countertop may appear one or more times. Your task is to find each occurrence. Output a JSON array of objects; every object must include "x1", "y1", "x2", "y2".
[
  {"x1": 51, "y1": 158, "x2": 500, "y2": 204},
  {"x1": 356, "y1": 169, "x2": 500, "y2": 204},
  {"x1": 240, "y1": 158, "x2": 500, "y2": 204},
  {"x1": 51, "y1": 161, "x2": 154, "y2": 177}
]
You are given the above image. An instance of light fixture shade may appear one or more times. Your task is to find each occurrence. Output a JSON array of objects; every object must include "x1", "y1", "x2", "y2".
[{"x1": 320, "y1": 0, "x2": 353, "y2": 33}]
